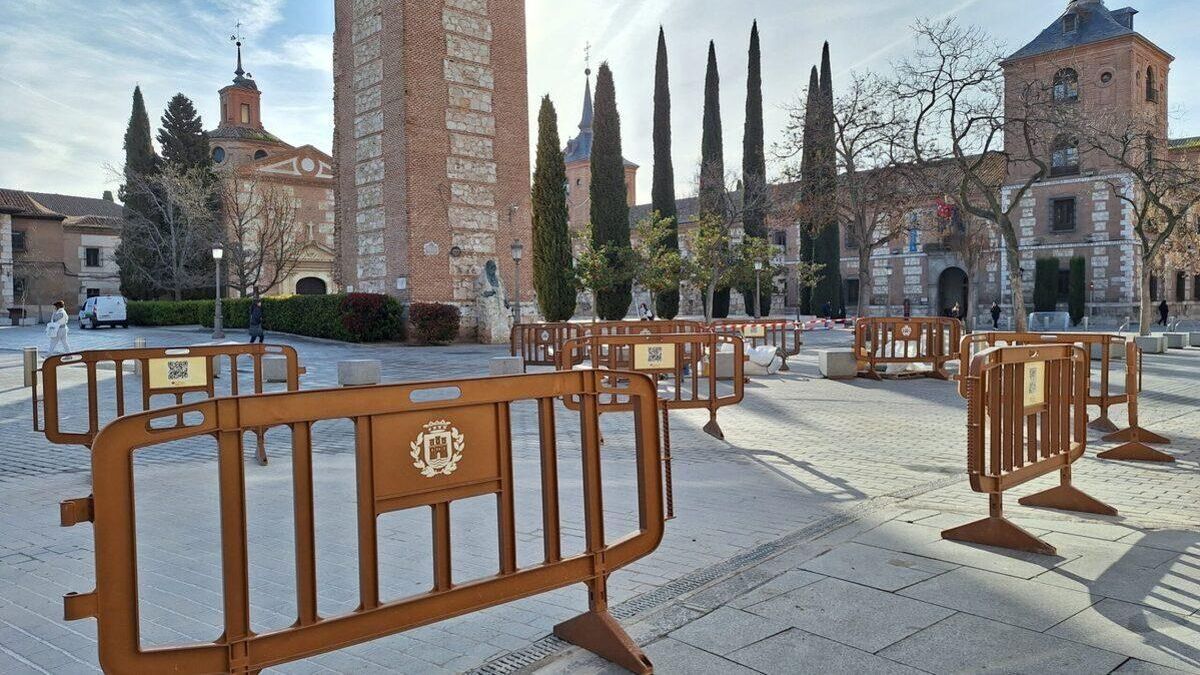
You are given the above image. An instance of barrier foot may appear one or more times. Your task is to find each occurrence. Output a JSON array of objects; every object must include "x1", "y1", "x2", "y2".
[
  {"x1": 1087, "y1": 416, "x2": 1119, "y2": 433},
  {"x1": 931, "y1": 369, "x2": 951, "y2": 381},
  {"x1": 779, "y1": 357, "x2": 791, "y2": 372},
  {"x1": 1103, "y1": 426, "x2": 1171, "y2": 445},
  {"x1": 702, "y1": 418, "x2": 724, "y2": 440},
  {"x1": 1098, "y1": 442, "x2": 1176, "y2": 463},
  {"x1": 554, "y1": 610, "x2": 652, "y2": 675},
  {"x1": 941, "y1": 516, "x2": 1056, "y2": 556},
  {"x1": 1019, "y1": 484, "x2": 1117, "y2": 516}
]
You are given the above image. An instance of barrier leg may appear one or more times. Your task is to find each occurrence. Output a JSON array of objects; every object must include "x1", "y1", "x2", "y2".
[
  {"x1": 554, "y1": 596, "x2": 652, "y2": 674},
  {"x1": 941, "y1": 494, "x2": 1056, "y2": 555},
  {"x1": 661, "y1": 407, "x2": 674, "y2": 522},
  {"x1": 1018, "y1": 467, "x2": 1116, "y2": 515},
  {"x1": 702, "y1": 409, "x2": 723, "y2": 440}
]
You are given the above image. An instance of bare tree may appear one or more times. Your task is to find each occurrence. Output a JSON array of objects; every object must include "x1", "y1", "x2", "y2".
[
  {"x1": 218, "y1": 171, "x2": 307, "y2": 296},
  {"x1": 1067, "y1": 111, "x2": 1200, "y2": 334},
  {"x1": 116, "y1": 163, "x2": 220, "y2": 300},
  {"x1": 895, "y1": 18, "x2": 1053, "y2": 331}
]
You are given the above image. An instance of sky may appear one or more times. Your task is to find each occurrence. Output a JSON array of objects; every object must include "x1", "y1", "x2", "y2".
[{"x1": 1, "y1": 0, "x2": 1197, "y2": 204}]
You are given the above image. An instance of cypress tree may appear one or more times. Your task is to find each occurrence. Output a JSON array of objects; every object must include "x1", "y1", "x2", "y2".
[
  {"x1": 810, "y1": 43, "x2": 842, "y2": 316},
  {"x1": 116, "y1": 86, "x2": 160, "y2": 299},
  {"x1": 531, "y1": 95, "x2": 576, "y2": 321},
  {"x1": 652, "y1": 27, "x2": 680, "y2": 319},
  {"x1": 742, "y1": 21, "x2": 770, "y2": 316},
  {"x1": 798, "y1": 67, "x2": 820, "y2": 315},
  {"x1": 589, "y1": 62, "x2": 633, "y2": 320},
  {"x1": 157, "y1": 93, "x2": 212, "y2": 170},
  {"x1": 699, "y1": 41, "x2": 731, "y2": 318}
]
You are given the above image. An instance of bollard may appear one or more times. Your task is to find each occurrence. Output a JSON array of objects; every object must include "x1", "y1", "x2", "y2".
[
  {"x1": 337, "y1": 359, "x2": 381, "y2": 386},
  {"x1": 23, "y1": 346, "x2": 38, "y2": 388},
  {"x1": 133, "y1": 338, "x2": 147, "y2": 375}
]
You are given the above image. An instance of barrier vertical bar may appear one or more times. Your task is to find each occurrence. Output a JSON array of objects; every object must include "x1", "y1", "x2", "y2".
[
  {"x1": 291, "y1": 421, "x2": 318, "y2": 627},
  {"x1": 537, "y1": 397, "x2": 562, "y2": 564},
  {"x1": 215, "y1": 400, "x2": 252, "y2": 661},
  {"x1": 354, "y1": 416, "x2": 379, "y2": 610}
]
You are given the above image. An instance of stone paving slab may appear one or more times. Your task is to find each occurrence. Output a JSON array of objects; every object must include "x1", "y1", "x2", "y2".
[
  {"x1": 727, "y1": 627, "x2": 925, "y2": 675},
  {"x1": 898, "y1": 566, "x2": 1099, "y2": 631},
  {"x1": 798, "y1": 541, "x2": 956, "y2": 592},
  {"x1": 1047, "y1": 599, "x2": 1200, "y2": 672}
]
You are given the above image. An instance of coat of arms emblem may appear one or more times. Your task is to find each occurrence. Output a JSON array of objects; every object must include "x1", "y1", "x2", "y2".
[{"x1": 410, "y1": 420, "x2": 465, "y2": 478}]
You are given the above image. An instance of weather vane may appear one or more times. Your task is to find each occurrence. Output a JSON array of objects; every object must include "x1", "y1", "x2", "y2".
[
  {"x1": 231, "y1": 21, "x2": 250, "y2": 78},
  {"x1": 584, "y1": 41, "x2": 591, "y2": 75},
  {"x1": 231, "y1": 21, "x2": 244, "y2": 47}
]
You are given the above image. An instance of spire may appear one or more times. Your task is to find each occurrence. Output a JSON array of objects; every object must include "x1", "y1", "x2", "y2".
[
  {"x1": 579, "y1": 74, "x2": 593, "y2": 131},
  {"x1": 230, "y1": 22, "x2": 256, "y2": 89}
]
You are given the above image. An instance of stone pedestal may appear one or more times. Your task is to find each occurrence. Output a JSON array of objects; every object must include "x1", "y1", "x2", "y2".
[
  {"x1": 338, "y1": 359, "x2": 381, "y2": 386},
  {"x1": 474, "y1": 260, "x2": 512, "y2": 345},
  {"x1": 1164, "y1": 333, "x2": 1188, "y2": 349},
  {"x1": 1135, "y1": 336, "x2": 1167, "y2": 355},
  {"x1": 1190, "y1": 332, "x2": 1200, "y2": 348},
  {"x1": 262, "y1": 355, "x2": 290, "y2": 383},
  {"x1": 489, "y1": 356, "x2": 524, "y2": 376},
  {"x1": 818, "y1": 349, "x2": 858, "y2": 379}
]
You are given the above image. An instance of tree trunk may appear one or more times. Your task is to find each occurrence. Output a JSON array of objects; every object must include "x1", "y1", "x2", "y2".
[
  {"x1": 1004, "y1": 240, "x2": 1027, "y2": 332},
  {"x1": 1139, "y1": 263, "x2": 1153, "y2": 337},
  {"x1": 705, "y1": 281, "x2": 716, "y2": 323},
  {"x1": 966, "y1": 262, "x2": 980, "y2": 332},
  {"x1": 857, "y1": 247, "x2": 871, "y2": 318}
]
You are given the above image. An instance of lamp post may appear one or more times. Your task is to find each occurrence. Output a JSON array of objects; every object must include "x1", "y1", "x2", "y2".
[
  {"x1": 754, "y1": 260, "x2": 763, "y2": 319},
  {"x1": 510, "y1": 238, "x2": 524, "y2": 327},
  {"x1": 211, "y1": 245, "x2": 225, "y2": 340},
  {"x1": 886, "y1": 267, "x2": 896, "y2": 317}
]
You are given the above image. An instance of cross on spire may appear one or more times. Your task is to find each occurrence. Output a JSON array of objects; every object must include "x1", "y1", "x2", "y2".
[{"x1": 584, "y1": 41, "x2": 591, "y2": 76}]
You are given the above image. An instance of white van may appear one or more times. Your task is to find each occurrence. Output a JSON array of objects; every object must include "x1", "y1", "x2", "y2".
[{"x1": 78, "y1": 295, "x2": 128, "y2": 329}]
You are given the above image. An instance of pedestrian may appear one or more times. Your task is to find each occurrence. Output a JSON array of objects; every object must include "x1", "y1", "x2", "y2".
[
  {"x1": 990, "y1": 301, "x2": 1002, "y2": 329},
  {"x1": 639, "y1": 302, "x2": 654, "y2": 321},
  {"x1": 902, "y1": 299, "x2": 912, "y2": 319},
  {"x1": 46, "y1": 300, "x2": 72, "y2": 354},
  {"x1": 248, "y1": 298, "x2": 265, "y2": 344},
  {"x1": 951, "y1": 302, "x2": 962, "y2": 321},
  {"x1": 1158, "y1": 300, "x2": 1169, "y2": 326},
  {"x1": 821, "y1": 301, "x2": 831, "y2": 319}
]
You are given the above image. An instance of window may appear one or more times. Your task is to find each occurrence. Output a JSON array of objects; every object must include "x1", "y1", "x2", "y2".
[
  {"x1": 1063, "y1": 14, "x2": 1078, "y2": 33},
  {"x1": 1051, "y1": 136, "x2": 1080, "y2": 176},
  {"x1": 85, "y1": 247, "x2": 100, "y2": 267},
  {"x1": 240, "y1": 103, "x2": 251, "y2": 124},
  {"x1": 11, "y1": 231, "x2": 26, "y2": 252},
  {"x1": 1150, "y1": 275, "x2": 1159, "y2": 301},
  {"x1": 254, "y1": 150, "x2": 268, "y2": 160},
  {"x1": 1051, "y1": 197, "x2": 1077, "y2": 232},
  {"x1": 1146, "y1": 134, "x2": 1157, "y2": 169},
  {"x1": 1057, "y1": 269, "x2": 1071, "y2": 301},
  {"x1": 908, "y1": 227, "x2": 919, "y2": 253},
  {"x1": 846, "y1": 278, "x2": 860, "y2": 306},
  {"x1": 772, "y1": 230, "x2": 787, "y2": 247},
  {"x1": 86, "y1": 288, "x2": 100, "y2": 299},
  {"x1": 1146, "y1": 67, "x2": 1158, "y2": 102},
  {"x1": 1194, "y1": 275, "x2": 1200, "y2": 301},
  {"x1": 844, "y1": 227, "x2": 859, "y2": 250},
  {"x1": 1100, "y1": 71, "x2": 1113, "y2": 85},
  {"x1": 13, "y1": 278, "x2": 26, "y2": 298},
  {"x1": 1176, "y1": 272, "x2": 1187, "y2": 302},
  {"x1": 1053, "y1": 68, "x2": 1079, "y2": 102},
  {"x1": 212, "y1": 146, "x2": 226, "y2": 163}
]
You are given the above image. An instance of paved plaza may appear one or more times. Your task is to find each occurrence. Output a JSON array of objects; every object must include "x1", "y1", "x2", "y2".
[{"x1": 0, "y1": 323, "x2": 1196, "y2": 673}]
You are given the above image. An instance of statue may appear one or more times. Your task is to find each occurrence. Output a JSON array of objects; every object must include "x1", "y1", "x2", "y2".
[{"x1": 475, "y1": 260, "x2": 512, "y2": 344}]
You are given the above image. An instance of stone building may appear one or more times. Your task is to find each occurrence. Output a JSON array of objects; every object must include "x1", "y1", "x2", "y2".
[
  {"x1": 207, "y1": 42, "x2": 337, "y2": 297},
  {"x1": 332, "y1": 0, "x2": 532, "y2": 332},
  {"x1": 0, "y1": 188, "x2": 123, "y2": 322}
]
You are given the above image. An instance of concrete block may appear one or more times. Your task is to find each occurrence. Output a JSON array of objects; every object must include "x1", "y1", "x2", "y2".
[
  {"x1": 1191, "y1": 332, "x2": 1200, "y2": 347},
  {"x1": 489, "y1": 356, "x2": 523, "y2": 376},
  {"x1": 262, "y1": 355, "x2": 290, "y2": 383},
  {"x1": 818, "y1": 348, "x2": 858, "y2": 379},
  {"x1": 1089, "y1": 342, "x2": 1126, "y2": 361},
  {"x1": 701, "y1": 350, "x2": 736, "y2": 380},
  {"x1": 338, "y1": 359, "x2": 381, "y2": 386},
  {"x1": 1163, "y1": 332, "x2": 1187, "y2": 349},
  {"x1": 1135, "y1": 336, "x2": 1166, "y2": 354}
]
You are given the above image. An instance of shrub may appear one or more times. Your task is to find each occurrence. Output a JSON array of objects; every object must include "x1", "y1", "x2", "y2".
[
  {"x1": 128, "y1": 293, "x2": 405, "y2": 343},
  {"x1": 409, "y1": 302, "x2": 461, "y2": 345},
  {"x1": 1033, "y1": 258, "x2": 1060, "y2": 313},
  {"x1": 1068, "y1": 256, "x2": 1086, "y2": 326}
]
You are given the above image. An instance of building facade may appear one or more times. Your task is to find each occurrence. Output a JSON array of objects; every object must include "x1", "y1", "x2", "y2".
[
  {"x1": 207, "y1": 44, "x2": 338, "y2": 297},
  {"x1": 332, "y1": 0, "x2": 532, "y2": 332}
]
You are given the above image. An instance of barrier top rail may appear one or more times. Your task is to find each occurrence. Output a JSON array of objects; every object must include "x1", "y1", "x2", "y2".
[
  {"x1": 942, "y1": 343, "x2": 1115, "y2": 555},
  {"x1": 557, "y1": 331, "x2": 745, "y2": 439},
  {"x1": 61, "y1": 370, "x2": 664, "y2": 674},
  {"x1": 511, "y1": 320, "x2": 708, "y2": 370},
  {"x1": 35, "y1": 344, "x2": 304, "y2": 454},
  {"x1": 854, "y1": 316, "x2": 962, "y2": 380}
]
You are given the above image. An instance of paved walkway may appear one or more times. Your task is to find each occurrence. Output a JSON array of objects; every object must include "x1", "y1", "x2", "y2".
[{"x1": 0, "y1": 323, "x2": 1195, "y2": 673}]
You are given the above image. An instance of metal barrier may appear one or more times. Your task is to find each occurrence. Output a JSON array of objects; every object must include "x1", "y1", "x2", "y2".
[
  {"x1": 854, "y1": 317, "x2": 961, "y2": 380},
  {"x1": 958, "y1": 332, "x2": 1129, "y2": 431},
  {"x1": 60, "y1": 371, "x2": 664, "y2": 674},
  {"x1": 33, "y1": 344, "x2": 304, "y2": 465},
  {"x1": 512, "y1": 320, "x2": 707, "y2": 371},
  {"x1": 1099, "y1": 340, "x2": 1173, "y2": 462},
  {"x1": 942, "y1": 344, "x2": 1116, "y2": 555},
  {"x1": 710, "y1": 319, "x2": 803, "y2": 371}
]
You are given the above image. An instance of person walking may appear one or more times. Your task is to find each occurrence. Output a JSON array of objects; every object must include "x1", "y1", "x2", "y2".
[
  {"x1": 1158, "y1": 300, "x2": 1170, "y2": 326},
  {"x1": 46, "y1": 300, "x2": 72, "y2": 354},
  {"x1": 639, "y1": 302, "x2": 654, "y2": 321},
  {"x1": 990, "y1": 301, "x2": 1002, "y2": 329},
  {"x1": 902, "y1": 299, "x2": 912, "y2": 319},
  {"x1": 951, "y1": 302, "x2": 962, "y2": 321},
  {"x1": 248, "y1": 298, "x2": 265, "y2": 344}
]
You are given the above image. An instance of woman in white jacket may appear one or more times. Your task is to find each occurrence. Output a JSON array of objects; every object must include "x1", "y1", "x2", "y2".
[{"x1": 46, "y1": 300, "x2": 72, "y2": 354}]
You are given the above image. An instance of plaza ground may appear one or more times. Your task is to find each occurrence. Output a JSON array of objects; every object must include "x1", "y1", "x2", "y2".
[{"x1": 0, "y1": 323, "x2": 1195, "y2": 673}]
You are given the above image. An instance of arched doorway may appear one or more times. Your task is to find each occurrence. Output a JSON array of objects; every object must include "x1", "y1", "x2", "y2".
[
  {"x1": 937, "y1": 267, "x2": 968, "y2": 317},
  {"x1": 296, "y1": 277, "x2": 328, "y2": 296}
]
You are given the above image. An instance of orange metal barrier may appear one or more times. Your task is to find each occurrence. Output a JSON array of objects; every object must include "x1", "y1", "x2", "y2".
[
  {"x1": 958, "y1": 332, "x2": 1128, "y2": 431},
  {"x1": 942, "y1": 344, "x2": 1116, "y2": 555},
  {"x1": 710, "y1": 319, "x2": 803, "y2": 371},
  {"x1": 1099, "y1": 340, "x2": 1173, "y2": 462},
  {"x1": 512, "y1": 320, "x2": 708, "y2": 370},
  {"x1": 854, "y1": 317, "x2": 961, "y2": 380},
  {"x1": 33, "y1": 344, "x2": 304, "y2": 465},
  {"x1": 61, "y1": 371, "x2": 664, "y2": 674}
]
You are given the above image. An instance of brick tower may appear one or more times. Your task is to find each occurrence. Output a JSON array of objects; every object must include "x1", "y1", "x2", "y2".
[{"x1": 332, "y1": 0, "x2": 532, "y2": 329}]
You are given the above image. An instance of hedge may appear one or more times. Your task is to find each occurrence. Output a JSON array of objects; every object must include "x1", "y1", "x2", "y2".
[
  {"x1": 129, "y1": 293, "x2": 406, "y2": 343},
  {"x1": 1068, "y1": 256, "x2": 1086, "y2": 326},
  {"x1": 1033, "y1": 258, "x2": 1060, "y2": 313},
  {"x1": 409, "y1": 302, "x2": 461, "y2": 345}
]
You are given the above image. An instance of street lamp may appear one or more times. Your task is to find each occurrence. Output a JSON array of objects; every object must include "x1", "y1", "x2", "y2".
[
  {"x1": 753, "y1": 260, "x2": 764, "y2": 319},
  {"x1": 211, "y1": 245, "x2": 225, "y2": 340},
  {"x1": 510, "y1": 238, "x2": 524, "y2": 327},
  {"x1": 886, "y1": 267, "x2": 896, "y2": 317}
]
